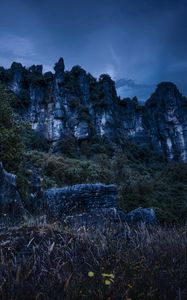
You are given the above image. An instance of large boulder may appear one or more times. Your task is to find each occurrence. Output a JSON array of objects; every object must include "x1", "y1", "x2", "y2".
[
  {"x1": 0, "y1": 163, "x2": 25, "y2": 221},
  {"x1": 125, "y1": 207, "x2": 157, "y2": 224},
  {"x1": 43, "y1": 183, "x2": 157, "y2": 225},
  {"x1": 64, "y1": 207, "x2": 157, "y2": 228},
  {"x1": 43, "y1": 183, "x2": 117, "y2": 218},
  {"x1": 64, "y1": 207, "x2": 126, "y2": 230}
]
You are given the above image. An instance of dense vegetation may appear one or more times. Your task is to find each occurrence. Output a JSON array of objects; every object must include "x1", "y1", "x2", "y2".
[
  {"x1": 0, "y1": 84, "x2": 187, "y2": 223},
  {"x1": 24, "y1": 150, "x2": 187, "y2": 223},
  {"x1": 0, "y1": 84, "x2": 25, "y2": 171}
]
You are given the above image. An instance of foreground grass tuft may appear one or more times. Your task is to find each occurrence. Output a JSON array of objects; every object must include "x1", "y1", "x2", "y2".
[{"x1": 0, "y1": 223, "x2": 186, "y2": 300}]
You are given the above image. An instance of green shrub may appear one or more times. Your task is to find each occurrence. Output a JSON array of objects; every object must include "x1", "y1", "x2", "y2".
[
  {"x1": 116, "y1": 158, "x2": 187, "y2": 223},
  {"x1": 25, "y1": 142, "x2": 187, "y2": 223},
  {"x1": 0, "y1": 85, "x2": 14, "y2": 128},
  {"x1": 26, "y1": 151, "x2": 112, "y2": 188},
  {"x1": 0, "y1": 85, "x2": 25, "y2": 172},
  {"x1": 0, "y1": 127, "x2": 25, "y2": 172},
  {"x1": 21, "y1": 126, "x2": 49, "y2": 152},
  {"x1": 59, "y1": 135, "x2": 78, "y2": 157}
]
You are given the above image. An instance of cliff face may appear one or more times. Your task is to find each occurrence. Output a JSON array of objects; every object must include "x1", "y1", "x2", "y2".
[
  {"x1": 0, "y1": 58, "x2": 187, "y2": 161},
  {"x1": 144, "y1": 83, "x2": 187, "y2": 161}
]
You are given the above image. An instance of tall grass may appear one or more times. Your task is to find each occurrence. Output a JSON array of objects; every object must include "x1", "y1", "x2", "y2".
[{"x1": 0, "y1": 222, "x2": 186, "y2": 299}]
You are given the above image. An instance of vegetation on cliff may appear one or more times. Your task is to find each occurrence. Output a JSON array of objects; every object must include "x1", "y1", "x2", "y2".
[
  {"x1": 0, "y1": 84, "x2": 25, "y2": 171},
  {"x1": 0, "y1": 83, "x2": 187, "y2": 223}
]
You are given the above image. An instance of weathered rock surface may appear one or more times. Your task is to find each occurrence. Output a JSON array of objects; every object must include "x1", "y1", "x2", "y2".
[
  {"x1": 144, "y1": 83, "x2": 187, "y2": 161},
  {"x1": 43, "y1": 183, "x2": 157, "y2": 225},
  {"x1": 64, "y1": 207, "x2": 157, "y2": 228},
  {"x1": 0, "y1": 59, "x2": 187, "y2": 161},
  {"x1": 43, "y1": 183, "x2": 117, "y2": 218},
  {"x1": 0, "y1": 167, "x2": 157, "y2": 225},
  {"x1": 125, "y1": 207, "x2": 157, "y2": 224},
  {"x1": 64, "y1": 208, "x2": 126, "y2": 228},
  {"x1": 0, "y1": 163, "x2": 25, "y2": 220}
]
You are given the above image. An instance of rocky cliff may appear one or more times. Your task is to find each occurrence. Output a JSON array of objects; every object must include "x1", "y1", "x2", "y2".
[{"x1": 0, "y1": 58, "x2": 187, "y2": 161}]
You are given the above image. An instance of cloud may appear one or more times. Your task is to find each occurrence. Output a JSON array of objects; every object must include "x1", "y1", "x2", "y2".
[
  {"x1": 115, "y1": 78, "x2": 154, "y2": 90},
  {"x1": 115, "y1": 78, "x2": 155, "y2": 101},
  {"x1": 0, "y1": 32, "x2": 51, "y2": 69},
  {"x1": 0, "y1": 33, "x2": 36, "y2": 58},
  {"x1": 104, "y1": 64, "x2": 117, "y2": 78}
]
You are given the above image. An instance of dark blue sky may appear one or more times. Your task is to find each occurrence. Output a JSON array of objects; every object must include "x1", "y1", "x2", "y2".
[{"x1": 0, "y1": 0, "x2": 187, "y2": 100}]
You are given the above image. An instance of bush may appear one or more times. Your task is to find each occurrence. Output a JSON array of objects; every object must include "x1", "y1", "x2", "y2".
[
  {"x1": 24, "y1": 145, "x2": 187, "y2": 224},
  {"x1": 59, "y1": 135, "x2": 78, "y2": 157},
  {"x1": 0, "y1": 85, "x2": 25, "y2": 172},
  {"x1": 21, "y1": 126, "x2": 49, "y2": 152},
  {"x1": 27, "y1": 151, "x2": 112, "y2": 188},
  {"x1": 0, "y1": 127, "x2": 25, "y2": 172},
  {"x1": 116, "y1": 158, "x2": 187, "y2": 223},
  {"x1": 0, "y1": 85, "x2": 14, "y2": 128}
]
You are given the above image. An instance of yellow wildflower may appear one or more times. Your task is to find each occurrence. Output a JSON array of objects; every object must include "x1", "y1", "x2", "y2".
[
  {"x1": 101, "y1": 273, "x2": 115, "y2": 279},
  {"x1": 104, "y1": 279, "x2": 112, "y2": 285},
  {"x1": 88, "y1": 271, "x2": 95, "y2": 277}
]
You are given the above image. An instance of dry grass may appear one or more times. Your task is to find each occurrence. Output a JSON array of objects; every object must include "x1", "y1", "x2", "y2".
[{"x1": 0, "y1": 222, "x2": 187, "y2": 300}]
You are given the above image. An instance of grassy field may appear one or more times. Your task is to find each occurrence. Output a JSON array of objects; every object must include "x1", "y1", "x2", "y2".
[{"x1": 0, "y1": 222, "x2": 186, "y2": 300}]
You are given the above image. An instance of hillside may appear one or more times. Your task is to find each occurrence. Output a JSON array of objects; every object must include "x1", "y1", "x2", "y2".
[
  {"x1": 0, "y1": 60, "x2": 187, "y2": 300},
  {"x1": 0, "y1": 60, "x2": 187, "y2": 224}
]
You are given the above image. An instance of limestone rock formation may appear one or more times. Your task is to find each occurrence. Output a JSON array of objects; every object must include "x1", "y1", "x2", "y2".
[
  {"x1": 64, "y1": 208, "x2": 126, "y2": 229},
  {"x1": 125, "y1": 207, "x2": 156, "y2": 224},
  {"x1": 43, "y1": 183, "x2": 117, "y2": 218},
  {"x1": 43, "y1": 183, "x2": 157, "y2": 225},
  {"x1": 0, "y1": 163, "x2": 25, "y2": 221},
  {"x1": 63, "y1": 207, "x2": 157, "y2": 228},
  {"x1": 144, "y1": 82, "x2": 187, "y2": 161},
  {"x1": 0, "y1": 59, "x2": 187, "y2": 161},
  {"x1": 0, "y1": 167, "x2": 157, "y2": 225}
]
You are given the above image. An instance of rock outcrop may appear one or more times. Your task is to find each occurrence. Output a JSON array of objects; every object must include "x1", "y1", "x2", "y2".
[
  {"x1": 144, "y1": 83, "x2": 187, "y2": 161},
  {"x1": 63, "y1": 207, "x2": 157, "y2": 228},
  {"x1": 0, "y1": 167, "x2": 157, "y2": 225},
  {"x1": 0, "y1": 163, "x2": 25, "y2": 221},
  {"x1": 43, "y1": 183, "x2": 117, "y2": 218},
  {"x1": 125, "y1": 207, "x2": 156, "y2": 224},
  {"x1": 0, "y1": 59, "x2": 187, "y2": 161},
  {"x1": 43, "y1": 183, "x2": 157, "y2": 225}
]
